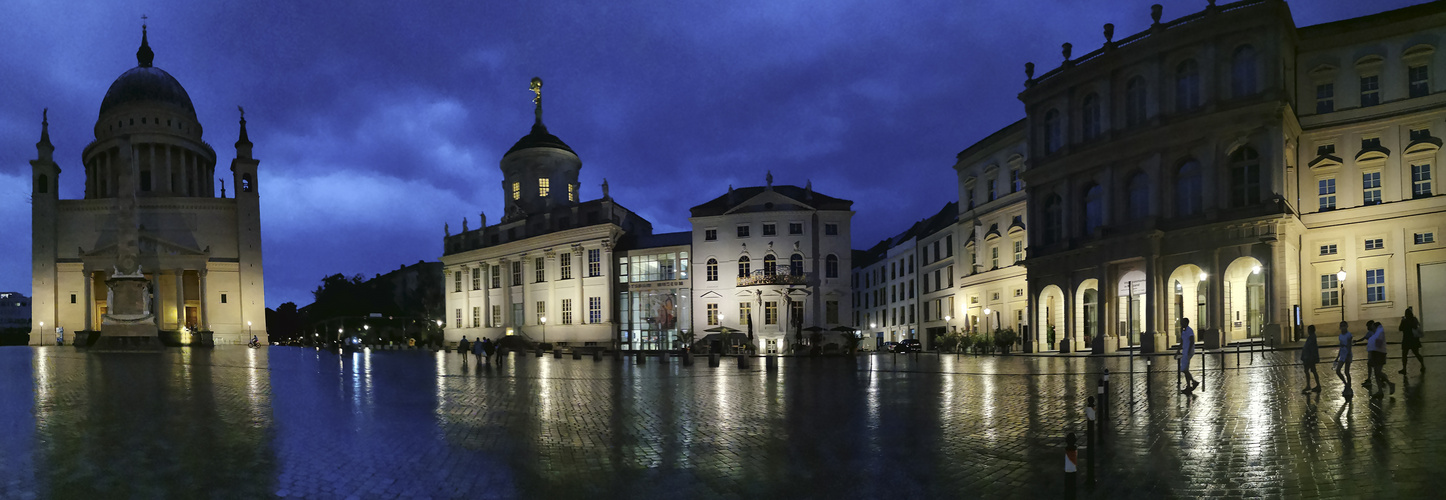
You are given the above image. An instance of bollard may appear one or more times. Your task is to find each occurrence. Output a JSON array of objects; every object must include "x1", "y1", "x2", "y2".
[
  {"x1": 766, "y1": 355, "x2": 778, "y2": 372},
  {"x1": 636, "y1": 352, "x2": 647, "y2": 365},
  {"x1": 1085, "y1": 396, "x2": 1097, "y2": 486},
  {"x1": 1102, "y1": 369, "x2": 1111, "y2": 425},
  {"x1": 573, "y1": 351, "x2": 582, "y2": 360},
  {"x1": 535, "y1": 346, "x2": 543, "y2": 357},
  {"x1": 683, "y1": 351, "x2": 694, "y2": 366},
  {"x1": 1129, "y1": 350, "x2": 1136, "y2": 406},
  {"x1": 1145, "y1": 358, "x2": 1152, "y2": 397},
  {"x1": 554, "y1": 349, "x2": 562, "y2": 359},
  {"x1": 1096, "y1": 379, "x2": 1107, "y2": 447},
  {"x1": 613, "y1": 348, "x2": 622, "y2": 360},
  {"x1": 709, "y1": 353, "x2": 721, "y2": 367},
  {"x1": 737, "y1": 354, "x2": 750, "y2": 369},
  {"x1": 1064, "y1": 433, "x2": 1079, "y2": 499},
  {"x1": 660, "y1": 351, "x2": 670, "y2": 364},
  {"x1": 594, "y1": 350, "x2": 603, "y2": 361},
  {"x1": 1236, "y1": 343, "x2": 1241, "y2": 365}
]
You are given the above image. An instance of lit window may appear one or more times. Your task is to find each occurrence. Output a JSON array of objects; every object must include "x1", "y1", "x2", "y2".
[
  {"x1": 538, "y1": 178, "x2": 550, "y2": 197},
  {"x1": 1013, "y1": 241, "x2": 1024, "y2": 263},
  {"x1": 512, "y1": 182, "x2": 520, "y2": 200},
  {"x1": 589, "y1": 297, "x2": 602, "y2": 323},
  {"x1": 706, "y1": 259, "x2": 718, "y2": 281},
  {"x1": 707, "y1": 303, "x2": 719, "y2": 325},
  {"x1": 765, "y1": 301, "x2": 778, "y2": 325},
  {"x1": 588, "y1": 249, "x2": 601, "y2": 277},
  {"x1": 568, "y1": 183, "x2": 575, "y2": 201}
]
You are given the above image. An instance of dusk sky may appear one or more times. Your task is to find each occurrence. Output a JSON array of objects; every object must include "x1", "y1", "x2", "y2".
[{"x1": 0, "y1": 0, "x2": 1418, "y2": 309}]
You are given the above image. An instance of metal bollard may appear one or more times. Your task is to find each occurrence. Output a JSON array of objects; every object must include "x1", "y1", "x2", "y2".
[
  {"x1": 1129, "y1": 350, "x2": 1136, "y2": 406},
  {"x1": 1086, "y1": 396, "x2": 1097, "y2": 486},
  {"x1": 553, "y1": 349, "x2": 562, "y2": 359},
  {"x1": 737, "y1": 354, "x2": 750, "y2": 369},
  {"x1": 535, "y1": 346, "x2": 543, "y2": 357},
  {"x1": 1102, "y1": 369, "x2": 1111, "y2": 425},
  {"x1": 709, "y1": 353, "x2": 721, "y2": 367},
  {"x1": 682, "y1": 351, "x2": 694, "y2": 366},
  {"x1": 1096, "y1": 379, "x2": 1107, "y2": 447},
  {"x1": 572, "y1": 351, "x2": 582, "y2": 360},
  {"x1": 1145, "y1": 358, "x2": 1152, "y2": 397},
  {"x1": 766, "y1": 355, "x2": 778, "y2": 372},
  {"x1": 593, "y1": 350, "x2": 602, "y2": 361},
  {"x1": 636, "y1": 352, "x2": 646, "y2": 365},
  {"x1": 660, "y1": 350, "x2": 670, "y2": 364}
]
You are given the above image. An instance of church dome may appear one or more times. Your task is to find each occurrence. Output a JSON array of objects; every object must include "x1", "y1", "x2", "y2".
[
  {"x1": 98, "y1": 27, "x2": 196, "y2": 118},
  {"x1": 506, "y1": 123, "x2": 575, "y2": 155},
  {"x1": 100, "y1": 66, "x2": 196, "y2": 118}
]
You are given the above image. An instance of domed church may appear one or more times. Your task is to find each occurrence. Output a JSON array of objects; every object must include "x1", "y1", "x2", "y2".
[{"x1": 29, "y1": 26, "x2": 266, "y2": 346}]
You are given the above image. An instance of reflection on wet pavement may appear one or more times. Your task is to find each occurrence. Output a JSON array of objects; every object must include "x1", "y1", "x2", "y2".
[{"x1": 1, "y1": 345, "x2": 1442, "y2": 498}]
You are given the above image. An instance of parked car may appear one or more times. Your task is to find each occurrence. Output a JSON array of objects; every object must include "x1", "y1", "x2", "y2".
[
  {"x1": 881, "y1": 341, "x2": 899, "y2": 353},
  {"x1": 895, "y1": 339, "x2": 922, "y2": 353}
]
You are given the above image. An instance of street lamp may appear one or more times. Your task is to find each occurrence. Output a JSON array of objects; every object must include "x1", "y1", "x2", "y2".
[
  {"x1": 540, "y1": 316, "x2": 547, "y2": 344},
  {"x1": 983, "y1": 307, "x2": 992, "y2": 346},
  {"x1": 247, "y1": 321, "x2": 253, "y2": 345},
  {"x1": 1337, "y1": 267, "x2": 1347, "y2": 322}
]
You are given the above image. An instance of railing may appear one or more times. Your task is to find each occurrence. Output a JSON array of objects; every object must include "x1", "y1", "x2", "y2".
[{"x1": 737, "y1": 269, "x2": 809, "y2": 287}]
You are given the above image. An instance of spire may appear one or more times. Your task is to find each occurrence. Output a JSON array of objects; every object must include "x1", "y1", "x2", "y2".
[
  {"x1": 235, "y1": 106, "x2": 253, "y2": 159},
  {"x1": 137, "y1": 18, "x2": 154, "y2": 68},
  {"x1": 37, "y1": 108, "x2": 54, "y2": 162}
]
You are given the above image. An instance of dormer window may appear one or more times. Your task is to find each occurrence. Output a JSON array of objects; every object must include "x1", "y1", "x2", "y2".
[{"x1": 1317, "y1": 144, "x2": 1335, "y2": 156}]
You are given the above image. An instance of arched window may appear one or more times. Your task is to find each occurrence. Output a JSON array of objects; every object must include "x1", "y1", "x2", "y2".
[
  {"x1": 1125, "y1": 76, "x2": 1147, "y2": 127},
  {"x1": 706, "y1": 258, "x2": 718, "y2": 282},
  {"x1": 763, "y1": 254, "x2": 777, "y2": 275},
  {"x1": 1232, "y1": 45, "x2": 1258, "y2": 97},
  {"x1": 790, "y1": 254, "x2": 804, "y2": 276},
  {"x1": 35, "y1": 174, "x2": 48, "y2": 194},
  {"x1": 1176, "y1": 60, "x2": 1201, "y2": 111},
  {"x1": 1176, "y1": 160, "x2": 1203, "y2": 216},
  {"x1": 1126, "y1": 172, "x2": 1149, "y2": 221},
  {"x1": 1044, "y1": 109, "x2": 1062, "y2": 153},
  {"x1": 1081, "y1": 93, "x2": 1102, "y2": 140},
  {"x1": 1230, "y1": 147, "x2": 1261, "y2": 206},
  {"x1": 1082, "y1": 184, "x2": 1103, "y2": 235},
  {"x1": 826, "y1": 254, "x2": 839, "y2": 278},
  {"x1": 242, "y1": 173, "x2": 253, "y2": 193},
  {"x1": 738, "y1": 256, "x2": 750, "y2": 278},
  {"x1": 1041, "y1": 194, "x2": 1063, "y2": 245}
]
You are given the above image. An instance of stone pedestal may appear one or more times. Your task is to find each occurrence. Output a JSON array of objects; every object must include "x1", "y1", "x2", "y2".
[{"x1": 95, "y1": 275, "x2": 161, "y2": 351}]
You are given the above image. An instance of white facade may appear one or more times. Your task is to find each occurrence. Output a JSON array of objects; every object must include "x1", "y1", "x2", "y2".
[
  {"x1": 690, "y1": 180, "x2": 853, "y2": 354},
  {"x1": 955, "y1": 122, "x2": 1030, "y2": 348}
]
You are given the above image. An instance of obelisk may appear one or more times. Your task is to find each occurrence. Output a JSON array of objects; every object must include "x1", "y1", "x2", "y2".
[{"x1": 97, "y1": 137, "x2": 160, "y2": 350}]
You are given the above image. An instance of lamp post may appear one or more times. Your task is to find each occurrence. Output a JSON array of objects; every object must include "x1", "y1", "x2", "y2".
[
  {"x1": 718, "y1": 313, "x2": 725, "y2": 354},
  {"x1": 870, "y1": 322, "x2": 877, "y2": 351},
  {"x1": 247, "y1": 321, "x2": 252, "y2": 345},
  {"x1": 540, "y1": 316, "x2": 547, "y2": 345},
  {"x1": 944, "y1": 315, "x2": 953, "y2": 354},
  {"x1": 983, "y1": 307, "x2": 992, "y2": 347},
  {"x1": 1337, "y1": 268, "x2": 1347, "y2": 322}
]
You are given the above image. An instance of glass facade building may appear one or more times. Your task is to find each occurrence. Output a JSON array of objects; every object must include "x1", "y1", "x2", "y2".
[{"x1": 618, "y1": 248, "x2": 691, "y2": 350}]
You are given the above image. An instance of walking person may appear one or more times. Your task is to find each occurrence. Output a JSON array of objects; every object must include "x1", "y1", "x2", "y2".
[
  {"x1": 1360, "y1": 321, "x2": 1375, "y2": 390},
  {"x1": 1178, "y1": 318, "x2": 1200, "y2": 392},
  {"x1": 1365, "y1": 319, "x2": 1394, "y2": 397},
  {"x1": 459, "y1": 336, "x2": 470, "y2": 356},
  {"x1": 1400, "y1": 307, "x2": 1424, "y2": 374},
  {"x1": 481, "y1": 338, "x2": 496, "y2": 364},
  {"x1": 1300, "y1": 325, "x2": 1322, "y2": 394},
  {"x1": 471, "y1": 336, "x2": 484, "y2": 363},
  {"x1": 1334, "y1": 321, "x2": 1354, "y2": 398}
]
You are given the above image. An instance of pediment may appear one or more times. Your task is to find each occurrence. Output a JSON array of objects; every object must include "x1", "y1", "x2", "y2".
[
  {"x1": 724, "y1": 190, "x2": 815, "y2": 215},
  {"x1": 1355, "y1": 147, "x2": 1390, "y2": 163},
  {"x1": 1405, "y1": 136, "x2": 1442, "y2": 155},
  {"x1": 1308, "y1": 154, "x2": 1343, "y2": 170},
  {"x1": 84, "y1": 234, "x2": 208, "y2": 258}
]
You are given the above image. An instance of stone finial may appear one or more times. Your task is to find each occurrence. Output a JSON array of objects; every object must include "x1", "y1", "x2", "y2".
[
  {"x1": 1025, "y1": 62, "x2": 1035, "y2": 81},
  {"x1": 1151, "y1": 4, "x2": 1163, "y2": 25},
  {"x1": 36, "y1": 108, "x2": 54, "y2": 162},
  {"x1": 602, "y1": 178, "x2": 610, "y2": 199},
  {"x1": 766, "y1": 170, "x2": 774, "y2": 189},
  {"x1": 1104, "y1": 23, "x2": 1114, "y2": 44},
  {"x1": 1062, "y1": 43, "x2": 1072, "y2": 61},
  {"x1": 137, "y1": 22, "x2": 154, "y2": 68},
  {"x1": 445, "y1": 223, "x2": 450, "y2": 237},
  {"x1": 805, "y1": 180, "x2": 813, "y2": 200},
  {"x1": 463, "y1": 217, "x2": 469, "y2": 232},
  {"x1": 480, "y1": 212, "x2": 487, "y2": 227}
]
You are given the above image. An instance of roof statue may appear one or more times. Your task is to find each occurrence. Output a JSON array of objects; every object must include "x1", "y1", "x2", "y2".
[{"x1": 530, "y1": 77, "x2": 544, "y2": 126}]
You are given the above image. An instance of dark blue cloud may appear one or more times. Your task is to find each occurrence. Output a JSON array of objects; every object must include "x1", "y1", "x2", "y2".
[{"x1": 0, "y1": 0, "x2": 1423, "y2": 306}]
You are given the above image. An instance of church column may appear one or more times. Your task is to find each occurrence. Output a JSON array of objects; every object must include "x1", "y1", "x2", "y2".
[
  {"x1": 175, "y1": 270, "x2": 186, "y2": 330},
  {"x1": 198, "y1": 269, "x2": 209, "y2": 330},
  {"x1": 83, "y1": 268, "x2": 93, "y2": 331}
]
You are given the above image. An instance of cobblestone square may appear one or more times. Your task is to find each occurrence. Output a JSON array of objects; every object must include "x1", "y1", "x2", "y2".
[{"x1": 1, "y1": 344, "x2": 1443, "y2": 499}]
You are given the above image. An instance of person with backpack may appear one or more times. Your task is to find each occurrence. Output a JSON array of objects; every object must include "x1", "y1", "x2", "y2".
[{"x1": 1400, "y1": 307, "x2": 1424, "y2": 374}]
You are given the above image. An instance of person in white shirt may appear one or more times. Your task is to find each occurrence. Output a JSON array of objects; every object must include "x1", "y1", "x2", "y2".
[{"x1": 1178, "y1": 318, "x2": 1199, "y2": 392}]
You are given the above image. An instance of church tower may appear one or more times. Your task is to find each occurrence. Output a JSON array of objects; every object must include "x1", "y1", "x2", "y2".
[
  {"x1": 231, "y1": 111, "x2": 266, "y2": 337},
  {"x1": 30, "y1": 110, "x2": 59, "y2": 339},
  {"x1": 498, "y1": 77, "x2": 582, "y2": 222}
]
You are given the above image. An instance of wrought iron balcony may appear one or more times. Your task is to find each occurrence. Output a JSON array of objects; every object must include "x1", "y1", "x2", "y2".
[{"x1": 737, "y1": 269, "x2": 809, "y2": 287}]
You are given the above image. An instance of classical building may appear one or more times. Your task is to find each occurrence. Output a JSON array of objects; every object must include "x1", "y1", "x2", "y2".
[
  {"x1": 0, "y1": 292, "x2": 31, "y2": 335},
  {"x1": 689, "y1": 176, "x2": 853, "y2": 354},
  {"x1": 440, "y1": 80, "x2": 652, "y2": 348},
  {"x1": 852, "y1": 202, "x2": 956, "y2": 350},
  {"x1": 1009, "y1": 0, "x2": 1446, "y2": 353},
  {"x1": 30, "y1": 28, "x2": 266, "y2": 345},
  {"x1": 954, "y1": 120, "x2": 1031, "y2": 348}
]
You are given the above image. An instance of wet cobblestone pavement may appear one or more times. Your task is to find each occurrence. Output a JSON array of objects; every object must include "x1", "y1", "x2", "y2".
[{"x1": 1, "y1": 343, "x2": 1444, "y2": 499}]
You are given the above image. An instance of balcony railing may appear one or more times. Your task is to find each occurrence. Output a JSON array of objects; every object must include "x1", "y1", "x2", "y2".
[{"x1": 737, "y1": 269, "x2": 809, "y2": 287}]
